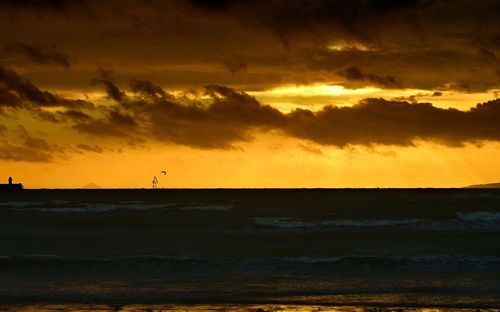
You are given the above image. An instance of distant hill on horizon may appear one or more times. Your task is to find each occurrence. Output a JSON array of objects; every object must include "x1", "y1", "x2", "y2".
[
  {"x1": 465, "y1": 182, "x2": 500, "y2": 188},
  {"x1": 82, "y1": 183, "x2": 102, "y2": 189}
]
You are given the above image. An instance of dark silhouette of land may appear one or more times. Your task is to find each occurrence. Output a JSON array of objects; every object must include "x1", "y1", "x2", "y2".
[
  {"x1": 465, "y1": 182, "x2": 500, "y2": 188},
  {"x1": 0, "y1": 177, "x2": 23, "y2": 191}
]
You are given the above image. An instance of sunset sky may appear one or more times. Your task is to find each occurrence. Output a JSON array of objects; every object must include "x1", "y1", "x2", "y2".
[{"x1": 0, "y1": 0, "x2": 499, "y2": 188}]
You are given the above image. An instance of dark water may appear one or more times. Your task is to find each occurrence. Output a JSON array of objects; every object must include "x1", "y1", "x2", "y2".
[{"x1": 1, "y1": 189, "x2": 500, "y2": 308}]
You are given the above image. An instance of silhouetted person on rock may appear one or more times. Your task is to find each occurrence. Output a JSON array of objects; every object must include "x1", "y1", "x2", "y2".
[{"x1": 8, "y1": 177, "x2": 12, "y2": 185}]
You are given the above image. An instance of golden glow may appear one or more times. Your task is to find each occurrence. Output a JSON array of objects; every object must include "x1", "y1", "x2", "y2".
[
  {"x1": 249, "y1": 84, "x2": 381, "y2": 111},
  {"x1": 3, "y1": 131, "x2": 500, "y2": 189},
  {"x1": 250, "y1": 85, "x2": 498, "y2": 112},
  {"x1": 327, "y1": 40, "x2": 373, "y2": 51},
  {"x1": 3, "y1": 82, "x2": 499, "y2": 189},
  {"x1": 0, "y1": 304, "x2": 459, "y2": 311},
  {"x1": 250, "y1": 84, "x2": 380, "y2": 97}
]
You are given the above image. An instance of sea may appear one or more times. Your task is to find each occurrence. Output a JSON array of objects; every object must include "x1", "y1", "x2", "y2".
[{"x1": 0, "y1": 189, "x2": 499, "y2": 311}]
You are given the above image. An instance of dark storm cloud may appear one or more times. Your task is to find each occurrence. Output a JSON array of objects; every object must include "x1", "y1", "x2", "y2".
[
  {"x1": 0, "y1": 0, "x2": 499, "y2": 161},
  {"x1": 0, "y1": 67, "x2": 57, "y2": 107},
  {"x1": 0, "y1": 67, "x2": 91, "y2": 109},
  {"x1": 285, "y1": 98, "x2": 500, "y2": 147},
  {"x1": 0, "y1": 125, "x2": 64, "y2": 162},
  {"x1": 188, "y1": 0, "x2": 438, "y2": 47},
  {"x1": 0, "y1": 0, "x2": 83, "y2": 9},
  {"x1": 0, "y1": 0, "x2": 497, "y2": 93},
  {"x1": 3, "y1": 68, "x2": 500, "y2": 152},
  {"x1": 73, "y1": 79, "x2": 285, "y2": 149},
  {"x1": 188, "y1": 0, "x2": 232, "y2": 11},
  {"x1": 69, "y1": 73, "x2": 500, "y2": 149},
  {"x1": 478, "y1": 49, "x2": 497, "y2": 65},
  {"x1": 187, "y1": 0, "x2": 499, "y2": 91},
  {"x1": 223, "y1": 59, "x2": 248, "y2": 75},
  {"x1": 3, "y1": 43, "x2": 71, "y2": 68},
  {"x1": 32, "y1": 108, "x2": 92, "y2": 124},
  {"x1": 302, "y1": 47, "x2": 500, "y2": 92},
  {"x1": 60, "y1": 110, "x2": 91, "y2": 122},
  {"x1": 91, "y1": 70, "x2": 125, "y2": 102},
  {"x1": 75, "y1": 143, "x2": 103, "y2": 153},
  {"x1": 337, "y1": 66, "x2": 404, "y2": 88},
  {"x1": 72, "y1": 110, "x2": 138, "y2": 138},
  {"x1": 147, "y1": 84, "x2": 285, "y2": 149},
  {"x1": 130, "y1": 79, "x2": 169, "y2": 100}
]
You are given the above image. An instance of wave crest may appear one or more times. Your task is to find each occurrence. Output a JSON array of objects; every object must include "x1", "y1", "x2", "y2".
[
  {"x1": 456, "y1": 211, "x2": 500, "y2": 222},
  {"x1": 2, "y1": 201, "x2": 232, "y2": 213},
  {"x1": 254, "y1": 217, "x2": 421, "y2": 229}
]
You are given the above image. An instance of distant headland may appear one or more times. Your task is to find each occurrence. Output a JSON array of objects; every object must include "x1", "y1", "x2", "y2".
[
  {"x1": 465, "y1": 182, "x2": 500, "y2": 188},
  {"x1": 0, "y1": 177, "x2": 23, "y2": 191}
]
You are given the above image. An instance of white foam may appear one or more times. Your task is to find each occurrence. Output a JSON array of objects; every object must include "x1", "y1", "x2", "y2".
[
  {"x1": 0, "y1": 254, "x2": 197, "y2": 263},
  {"x1": 7, "y1": 202, "x2": 177, "y2": 212},
  {"x1": 326, "y1": 219, "x2": 421, "y2": 227},
  {"x1": 254, "y1": 217, "x2": 321, "y2": 229},
  {"x1": 456, "y1": 211, "x2": 500, "y2": 222},
  {"x1": 0, "y1": 200, "x2": 74, "y2": 208},
  {"x1": 6, "y1": 201, "x2": 233, "y2": 213},
  {"x1": 280, "y1": 255, "x2": 500, "y2": 266},
  {"x1": 254, "y1": 217, "x2": 421, "y2": 229},
  {"x1": 180, "y1": 204, "x2": 233, "y2": 212}
]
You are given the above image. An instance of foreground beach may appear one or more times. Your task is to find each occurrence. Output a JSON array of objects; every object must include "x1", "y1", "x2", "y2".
[{"x1": 1, "y1": 304, "x2": 499, "y2": 311}]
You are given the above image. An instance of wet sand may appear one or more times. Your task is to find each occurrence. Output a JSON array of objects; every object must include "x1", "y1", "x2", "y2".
[{"x1": 1, "y1": 304, "x2": 499, "y2": 312}]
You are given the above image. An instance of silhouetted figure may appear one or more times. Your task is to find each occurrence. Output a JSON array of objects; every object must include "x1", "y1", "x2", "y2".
[
  {"x1": 152, "y1": 176, "x2": 158, "y2": 189},
  {"x1": 8, "y1": 177, "x2": 12, "y2": 185}
]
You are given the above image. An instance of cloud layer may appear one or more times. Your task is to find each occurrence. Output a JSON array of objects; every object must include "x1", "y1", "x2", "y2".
[
  {"x1": 0, "y1": 1, "x2": 499, "y2": 163},
  {"x1": 1, "y1": 67, "x2": 500, "y2": 162},
  {"x1": 3, "y1": 43, "x2": 70, "y2": 67},
  {"x1": 0, "y1": 0, "x2": 497, "y2": 92}
]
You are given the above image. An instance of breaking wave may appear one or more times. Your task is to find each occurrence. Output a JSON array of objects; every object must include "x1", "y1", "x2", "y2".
[
  {"x1": 254, "y1": 215, "x2": 500, "y2": 230},
  {"x1": 1, "y1": 201, "x2": 232, "y2": 213},
  {"x1": 2, "y1": 254, "x2": 499, "y2": 270},
  {"x1": 254, "y1": 217, "x2": 421, "y2": 229},
  {"x1": 282, "y1": 255, "x2": 500, "y2": 265},
  {"x1": 456, "y1": 211, "x2": 500, "y2": 222},
  {"x1": 0, "y1": 254, "x2": 203, "y2": 266}
]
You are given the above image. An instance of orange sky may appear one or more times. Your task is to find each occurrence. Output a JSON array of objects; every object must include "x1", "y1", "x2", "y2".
[{"x1": 0, "y1": 0, "x2": 499, "y2": 188}]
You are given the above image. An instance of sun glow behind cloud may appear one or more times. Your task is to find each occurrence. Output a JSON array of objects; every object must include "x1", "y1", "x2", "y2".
[
  {"x1": 3, "y1": 132, "x2": 500, "y2": 189},
  {"x1": 249, "y1": 84, "x2": 498, "y2": 112},
  {"x1": 250, "y1": 84, "x2": 380, "y2": 97},
  {"x1": 249, "y1": 84, "x2": 380, "y2": 111},
  {"x1": 326, "y1": 40, "x2": 373, "y2": 51}
]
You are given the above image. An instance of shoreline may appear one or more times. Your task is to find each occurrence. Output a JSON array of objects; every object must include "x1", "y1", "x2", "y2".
[
  {"x1": 1, "y1": 303, "x2": 499, "y2": 311},
  {"x1": 1, "y1": 301, "x2": 499, "y2": 310}
]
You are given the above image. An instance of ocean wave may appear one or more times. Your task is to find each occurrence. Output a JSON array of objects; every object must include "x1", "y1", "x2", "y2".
[
  {"x1": 254, "y1": 215, "x2": 500, "y2": 230},
  {"x1": 0, "y1": 200, "x2": 75, "y2": 209},
  {"x1": 180, "y1": 204, "x2": 233, "y2": 211},
  {"x1": 456, "y1": 211, "x2": 500, "y2": 222},
  {"x1": 255, "y1": 217, "x2": 328, "y2": 229},
  {"x1": 280, "y1": 255, "x2": 500, "y2": 267},
  {"x1": 0, "y1": 254, "x2": 202, "y2": 266},
  {"x1": 2, "y1": 254, "x2": 499, "y2": 270},
  {"x1": 7, "y1": 202, "x2": 176, "y2": 212},
  {"x1": 254, "y1": 217, "x2": 421, "y2": 229},
  {"x1": 450, "y1": 192, "x2": 500, "y2": 199},
  {"x1": 2, "y1": 201, "x2": 232, "y2": 213}
]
